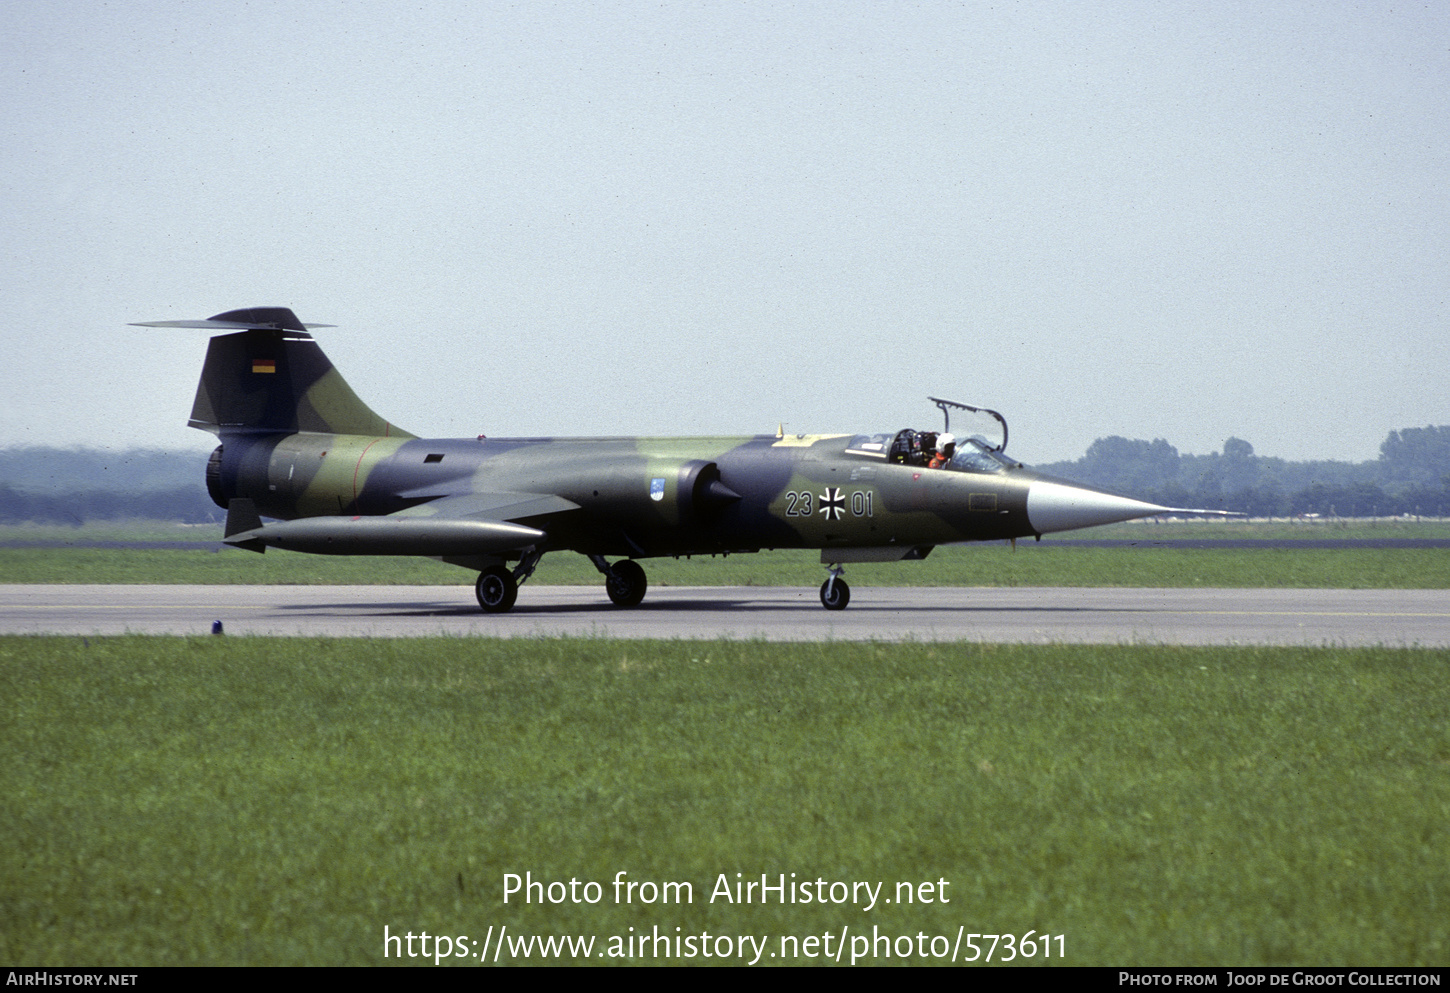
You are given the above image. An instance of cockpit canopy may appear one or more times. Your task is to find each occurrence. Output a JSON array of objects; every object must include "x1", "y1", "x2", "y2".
[
  {"x1": 845, "y1": 430, "x2": 1018, "y2": 473},
  {"x1": 843, "y1": 399, "x2": 1020, "y2": 475}
]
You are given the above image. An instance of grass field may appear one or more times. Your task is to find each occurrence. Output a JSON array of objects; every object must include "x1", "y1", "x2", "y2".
[
  {"x1": 2, "y1": 542, "x2": 1448, "y2": 589},
  {"x1": 4, "y1": 518, "x2": 1448, "y2": 590},
  {"x1": 4, "y1": 521, "x2": 1445, "y2": 966},
  {"x1": 2, "y1": 636, "x2": 1446, "y2": 966}
]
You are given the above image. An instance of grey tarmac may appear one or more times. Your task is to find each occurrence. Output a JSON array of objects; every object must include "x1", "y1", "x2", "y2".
[{"x1": 2, "y1": 585, "x2": 1448, "y2": 645}]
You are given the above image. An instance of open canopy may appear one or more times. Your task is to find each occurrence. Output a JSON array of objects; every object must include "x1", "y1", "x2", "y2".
[{"x1": 844, "y1": 398, "x2": 1019, "y2": 474}]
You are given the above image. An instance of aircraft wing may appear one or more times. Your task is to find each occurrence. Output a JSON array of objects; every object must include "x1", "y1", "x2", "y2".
[
  {"x1": 223, "y1": 491, "x2": 579, "y2": 556},
  {"x1": 391, "y1": 491, "x2": 581, "y2": 524}
]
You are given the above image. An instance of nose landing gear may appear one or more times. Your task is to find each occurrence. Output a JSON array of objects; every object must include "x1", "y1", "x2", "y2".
[{"x1": 820, "y1": 564, "x2": 850, "y2": 611}]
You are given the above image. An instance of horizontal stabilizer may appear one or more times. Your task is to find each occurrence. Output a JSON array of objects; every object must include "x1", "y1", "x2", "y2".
[
  {"x1": 131, "y1": 307, "x2": 333, "y2": 335},
  {"x1": 224, "y1": 515, "x2": 545, "y2": 556}
]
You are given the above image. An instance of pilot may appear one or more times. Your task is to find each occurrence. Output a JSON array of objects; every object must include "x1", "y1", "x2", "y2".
[{"x1": 929, "y1": 433, "x2": 956, "y2": 469}]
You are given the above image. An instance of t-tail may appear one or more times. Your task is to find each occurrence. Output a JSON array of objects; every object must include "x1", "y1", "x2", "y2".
[{"x1": 131, "y1": 307, "x2": 412, "y2": 438}]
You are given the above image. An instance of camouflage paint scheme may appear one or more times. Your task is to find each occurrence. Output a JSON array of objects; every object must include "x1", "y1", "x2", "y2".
[{"x1": 134, "y1": 308, "x2": 1194, "y2": 611}]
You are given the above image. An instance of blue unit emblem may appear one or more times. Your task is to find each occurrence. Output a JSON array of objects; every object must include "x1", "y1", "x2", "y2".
[{"x1": 650, "y1": 478, "x2": 666, "y2": 502}]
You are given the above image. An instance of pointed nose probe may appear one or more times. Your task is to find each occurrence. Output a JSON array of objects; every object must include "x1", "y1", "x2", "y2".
[{"x1": 1025, "y1": 479, "x2": 1174, "y2": 534}]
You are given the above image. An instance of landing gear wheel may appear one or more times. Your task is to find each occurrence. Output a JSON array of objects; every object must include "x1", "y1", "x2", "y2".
[
  {"x1": 820, "y1": 577, "x2": 851, "y2": 611},
  {"x1": 605, "y1": 559, "x2": 648, "y2": 608},
  {"x1": 475, "y1": 566, "x2": 518, "y2": 613}
]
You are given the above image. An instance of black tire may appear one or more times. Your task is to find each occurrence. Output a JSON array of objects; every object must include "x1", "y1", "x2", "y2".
[
  {"x1": 605, "y1": 559, "x2": 648, "y2": 608},
  {"x1": 475, "y1": 566, "x2": 518, "y2": 613},
  {"x1": 819, "y1": 577, "x2": 850, "y2": 611}
]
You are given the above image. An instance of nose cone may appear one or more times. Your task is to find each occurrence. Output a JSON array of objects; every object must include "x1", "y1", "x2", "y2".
[{"x1": 1026, "y1": 479, "x2": 1170, "y2": 535}]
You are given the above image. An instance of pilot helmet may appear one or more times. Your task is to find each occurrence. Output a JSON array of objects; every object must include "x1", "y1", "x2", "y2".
[{"x1": 937, "y1": 433, "x2": 956, "y2": 452}]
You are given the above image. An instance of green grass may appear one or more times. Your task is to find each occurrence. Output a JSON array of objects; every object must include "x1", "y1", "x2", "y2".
[
  {"x1": 0, "y1": 521, "x2": 224, "y2": 543},
  {"x1": 3, "y1": 518, "x2": 1447, "y2": 589},
  {"x1": 2, "y1": 543, "x2": 1448, "y2": 588},
  {"x1": 2, "y1": 636, "x2": 1446, "y2": 966}
]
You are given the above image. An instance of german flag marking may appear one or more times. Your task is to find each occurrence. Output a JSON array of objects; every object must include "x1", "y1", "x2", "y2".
[{"x1": 252, "y1": 359, "x2": 276, "y2": 374}]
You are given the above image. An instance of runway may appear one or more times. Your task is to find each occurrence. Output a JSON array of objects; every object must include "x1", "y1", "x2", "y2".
[{"x1": 2, "y1": 584, "x2": 1448, "y2": 645}]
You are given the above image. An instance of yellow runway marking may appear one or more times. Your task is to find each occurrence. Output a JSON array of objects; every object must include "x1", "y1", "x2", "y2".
[{"x1": 1175, "y1": 610, "x2": 1450, "y2": 618}]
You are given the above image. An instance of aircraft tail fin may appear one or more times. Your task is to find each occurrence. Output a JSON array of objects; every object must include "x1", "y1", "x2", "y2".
[{"x1": 132, "y1": 308, "x2": 414, "y2": 438}]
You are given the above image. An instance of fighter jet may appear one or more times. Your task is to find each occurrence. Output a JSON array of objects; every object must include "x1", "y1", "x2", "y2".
[{"x1": 134, "y1": 307, "x2": 1227, "y2": 611}]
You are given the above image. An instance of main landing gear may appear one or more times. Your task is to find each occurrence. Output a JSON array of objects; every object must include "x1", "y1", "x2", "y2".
[
  {"x1": 474, "y1": 547, "x2": 543, "y2": 613},
  {"x1": 591, "y1": 555, "x2": 648, "y2": 607},
  {"x1": 475, "y1": 566, "x2": 518, "y2": 613},
  {"x1": 820, "y1": 564, "x2": 850, "y2": 611},
  {"x1": 473, "y1": 552, "x2": 650, "y2": 613}
]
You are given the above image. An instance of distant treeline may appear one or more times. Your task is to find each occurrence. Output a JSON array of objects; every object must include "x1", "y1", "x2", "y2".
[
  {"x1": 1036, "y1": 426, "x2": 1450, "y2": 517},
  {"x1": 2, "y1": 429, "x2": 1449, "y2": 524},
  {"x1": 0, "y1": 448, "x2": 218, "y2": 525},
  {"x1": 0, "y1": 484, "x2": 217, "y2": 525}
]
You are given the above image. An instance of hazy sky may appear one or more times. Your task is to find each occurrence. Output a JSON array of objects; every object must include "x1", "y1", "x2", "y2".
[{"x1": 3, "y1": 1, "x2": 1446, "y2": 465}]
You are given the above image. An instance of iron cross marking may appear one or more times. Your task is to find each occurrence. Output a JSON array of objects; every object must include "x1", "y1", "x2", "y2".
[{"x1": 820, "y1": 487, "x2": 846, "y2": 521}]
